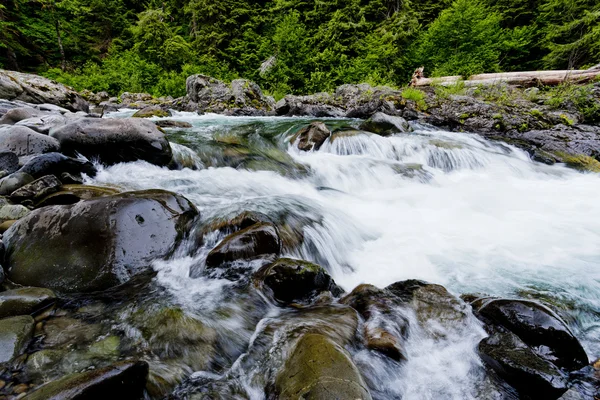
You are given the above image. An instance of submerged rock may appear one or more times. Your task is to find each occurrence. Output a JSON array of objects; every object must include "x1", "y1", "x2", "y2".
[
  {"x1": 292, "y1": 121, "x2": 331, "y2": 151},
  {"x1": 0, "y1": 315, "x2": 34, "y2": 363},
  {"x1": 0, "y1": 126, "x2": 61, "y2": 157},
  {"x1": 360, "y1": 112, "x2": 411, "y2": 136},
  {"x1": 0, "y1": 70, "x2": 89, "y2": 112},
  {"x1": 3, "y1": 189, "x2": 198, "y2": 292},
  {"x1": 274, "y1": 333, "x2": 372, "y2": 400},
  {"x1": 256, "y1": 257, "x2": 343, "y2": 304},
  {"x1": 205, "y1": 222, "x2": 282, "y2": 268},
  {"x1": 50, "y1": 118, "x2": 173, "y2": 166},
  {"x1": 0, "y1": 287, "x2": 55, "y2": 318},
  {"x1": 22, "y1": 360, "x2": 149, "y2": 400}
]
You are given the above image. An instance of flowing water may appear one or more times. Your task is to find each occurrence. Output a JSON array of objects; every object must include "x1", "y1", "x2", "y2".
[{"x1": 94, "y1": 111, "x2": 600, "y2": 399}]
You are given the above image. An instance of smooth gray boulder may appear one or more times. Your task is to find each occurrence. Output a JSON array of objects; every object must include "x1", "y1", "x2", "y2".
[
  {"x1": 360, "y1": 112, "x2": 412, "y2": 136},
  {"x1": 0, "y1": 172, "x2": 34, "y2": 195},
  {"x1": 50, "y1": 118, "x2": 173, "y2": 166},
  {"x1": 0, "y1": 70, "x2": 88, "y2": 112},
  {"x1": 0, "y1": 125, "x2": 61, "y2": 156}
]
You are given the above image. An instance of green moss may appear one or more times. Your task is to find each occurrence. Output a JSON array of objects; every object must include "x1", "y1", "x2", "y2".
[
  {"x1": 559, "y1": 114, "x2": 574, "y2": 126},
  {"x1": 529, "y1": 109, "x2": 544, "y2": 119},
  {"x1": 555, "y1": 152, "x2": 600, "y2": 172}
]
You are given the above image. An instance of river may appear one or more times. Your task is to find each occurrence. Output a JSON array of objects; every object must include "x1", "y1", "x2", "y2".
[{"x1": 94, "y1": 110, "x2": 600, "y2": 399}]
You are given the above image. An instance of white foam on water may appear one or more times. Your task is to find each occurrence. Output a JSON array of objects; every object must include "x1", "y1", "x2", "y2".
[{"x1": 94, "y1": 114, "x2": 600, "y2": 399}]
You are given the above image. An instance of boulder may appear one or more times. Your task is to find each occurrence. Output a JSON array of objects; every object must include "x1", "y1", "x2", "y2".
[
  {"x1": 470, "y1": 298, "x2": 588, "y2": 371},
  {"x1": 18, "y1": 152, "x2": 97, "y2": 179},
  {"x1": 0, "y1": 125, "x2": 61, "y2": 156},
  {"x1": 275, "y1": 94, "x2": 345, "y2": 117},
  {"x1": 0, "y1": 171, "x2": 34, "y2": 195},
  {"x1": 10, "y1": 175, "x2": 62, "y2": 203},
  {"x1": 0, "y1": 287, "x2": 55, "y2": 318},
  {"x1": 274, "y1": 333, "x2": 372, "y2": 400},
  {"x1": 256, "y1": 258, "x2": 343, "y2": 304},
  {"x1": 3, "y1": 190, "x2": 198, "y2": 292},
  {"x1": 205, "y1": 222, "x2": 281, "y2": 268},
  {"x1": 43, "y1": 317, "x2": 101, "y2": 348},
  {"x1": 50, "y1": 118, "x2": 173, "y2": 166},
  {"x1": 341, "y1": 284, "x2": 410, "y2": 361},
  {"x1": 0, "y1": 150, "x2": 19, "y2": 175},
  {"x1": 360, "y1": 112, "x2": 411, "y2": 136},
  {"x1": 0, "y1": 106, "x2": 43, "y2": 125},
  {"x1": 22, "y1": 360, "x2": 149, "y2": 400},
  {"x1": 15, "y1": 113, "x2": 69, "y2": 135},
  {"x1": 0, "y1": 203, "x2": 30, "y2": 222},
  {"x1": 479, "y1": 328, "x2": 569, "y2": 399},
  {"x1": 0, "y1": 315, "x2": 35, "y2": 363},
  {"x1": 185, "y1": 75, "x2": 274, "y2": 114},
  {"x1": 132, "y1": 105, "x2": 172, "y2": 118},
  {"x1": 292, "y1": 122, "x2": 331, "y2": 151},
  {"x1": 0, "y1": 70, "x2": 89, "y2": 112}
]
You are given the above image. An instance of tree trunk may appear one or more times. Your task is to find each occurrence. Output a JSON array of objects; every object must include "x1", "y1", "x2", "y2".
[
  {"x1": 55, "y1": 19, "x2": 66, "y2": 71},
  {"x1": 413, "y1": 68, "x2": 600, "y2": 88}
]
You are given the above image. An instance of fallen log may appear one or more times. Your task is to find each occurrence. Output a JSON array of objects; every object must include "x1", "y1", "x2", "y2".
[{"x1": 413, "y1": 68, "x2": 600, "y2": 87}]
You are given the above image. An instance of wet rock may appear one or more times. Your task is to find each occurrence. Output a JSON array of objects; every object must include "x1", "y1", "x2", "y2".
[
  {"x1": 479, "y1": 328, "x2": 569, "y2": 399},
  {"x1": 0, "y1": 126, "x2": 61, "y2": 156},
  {"x1": 0, "y1": 106, "x2": 42, "y2": 125},
  {"x1": 43, "y1": 317, "x2": 101, "y2": 348},
  {"x1": 24, "y1": 348, "x2": 67, "y2": 380},
  {"x1": 0, "y1": 172, "x2": 34, "y2": 195},
  {"x1": 256, "y1": 257, "x2": 343, "y2": 304},
  {"x1": 205, "y1": 222, "x2": 281, "y2": 268},
  {"x1": 0, "y1": 287, "x2": 55, "y2": 318},
  {"x1": 386, "y1": 279, "x2": 469, "y2": 330},
  {"x1": 0, "y1": 70, "x2": 89, "y2": 112},
  {"x1": 59, "y1": 172, "x2": 84, "y2": 184},
  {"x1": 0, "y1": 220, "x2": 16, "y2": 232},
  {"x1": 61, "y1": 184, "x2": 119, "y2": 199},
  {"x1": 34, "y1": 191, "x2": 81, "y2": 207},
  {"x1": 0, "y1": 203, "x2": 30, "y2": 222},
  {"x1": 341, "y1": 284, "x2": 409, "y2": 361},
  {"x1": 3, "y1": 189, "x2": 198, "y2": 292},
  {"x1": 274, "y1": 333, "x2": 372, "y2": 400},
  {"x1": 470, "y1": 297, "x2": 588, "y2": 371},
  {"x1": 18, "y1": 152, "x2": 97, "y2": 179},
  {"x1": 132, "y1": 105, "x2": 172, "y2": 118},
  {"x1": 292, "y1": 122, "x2": 331, "y2": 151},
  {"x1": 131, "y1": 306, "x2": 216, "y2": 397},
  {"x1": 0, "y1": 151, "x2": 19, "y2": 176},
  {"x1": 155, "y1": 120, "x2": 193, "y2": 128},
  {"x1": 360, "y1": 112, "x2": 411, "y2": 136},
  {"x1": 9, "y1": 175, "x2": 61, "y2": 203},
  {"x1": 22, "y1": 360, "x2": 149, "y2": 400},
  {"x1": 0, "y1": 315, "x2": 34, "y2": 363},
  {"x1": 50, "y1": 118, "x2": 173, "y2": 166}
]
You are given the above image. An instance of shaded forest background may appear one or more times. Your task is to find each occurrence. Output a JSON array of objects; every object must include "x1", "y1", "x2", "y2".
[{"x1": 1, "y1": 0, "x2": 598, "y2": 98}]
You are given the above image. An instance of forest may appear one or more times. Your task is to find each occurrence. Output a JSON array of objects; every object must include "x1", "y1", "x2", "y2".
[{"x1": 0, "y1": 0, "x2": 598, "y2": 98}]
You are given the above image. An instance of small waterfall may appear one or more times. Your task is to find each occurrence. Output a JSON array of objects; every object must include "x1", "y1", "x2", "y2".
[{"x1": 94, "y1": 113, "x2": 600, "y2": 400}]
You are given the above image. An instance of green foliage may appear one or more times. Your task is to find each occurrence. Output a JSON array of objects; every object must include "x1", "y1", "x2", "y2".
[
  {"x1": 1, "y1": 0, "x2": 598, "y2": 97},
  {"x1": 544, "y1": 83, "x2": 600, "y2": 123},
  {"x1": 433, "y1": 81, "x2": 467, "y2": 98},
  {"x1": 414, "y1": 0, "x2": 529, "y2": 77}
]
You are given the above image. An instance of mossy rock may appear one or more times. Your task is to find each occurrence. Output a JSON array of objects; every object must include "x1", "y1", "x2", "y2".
[
  {"x1": 274, "y1": 333, "x2": 372, "y2": 400},
  {"x1": 255, "y1": 258, "x2": 343, "y2": 305},
  {"x1": 132, "y1": 106, "x2": 171, "y2": 118},
  {"x1": 0, "y1": 315, "x2": 34, "y2": 363},
  {"x1": 22, "y1": 360, "x2": 149, "y2": 400},
  {"x1": 554, "y1": 152, "x2": 600, "y2": 172},
  {"x1": 0, "y1": 287, "x2": 55, "y2": 318}
]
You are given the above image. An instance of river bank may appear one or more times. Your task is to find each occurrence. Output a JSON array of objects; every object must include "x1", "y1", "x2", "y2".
[{"x1": 0, "y1": 70, "x2": 599, "y2": 399}]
